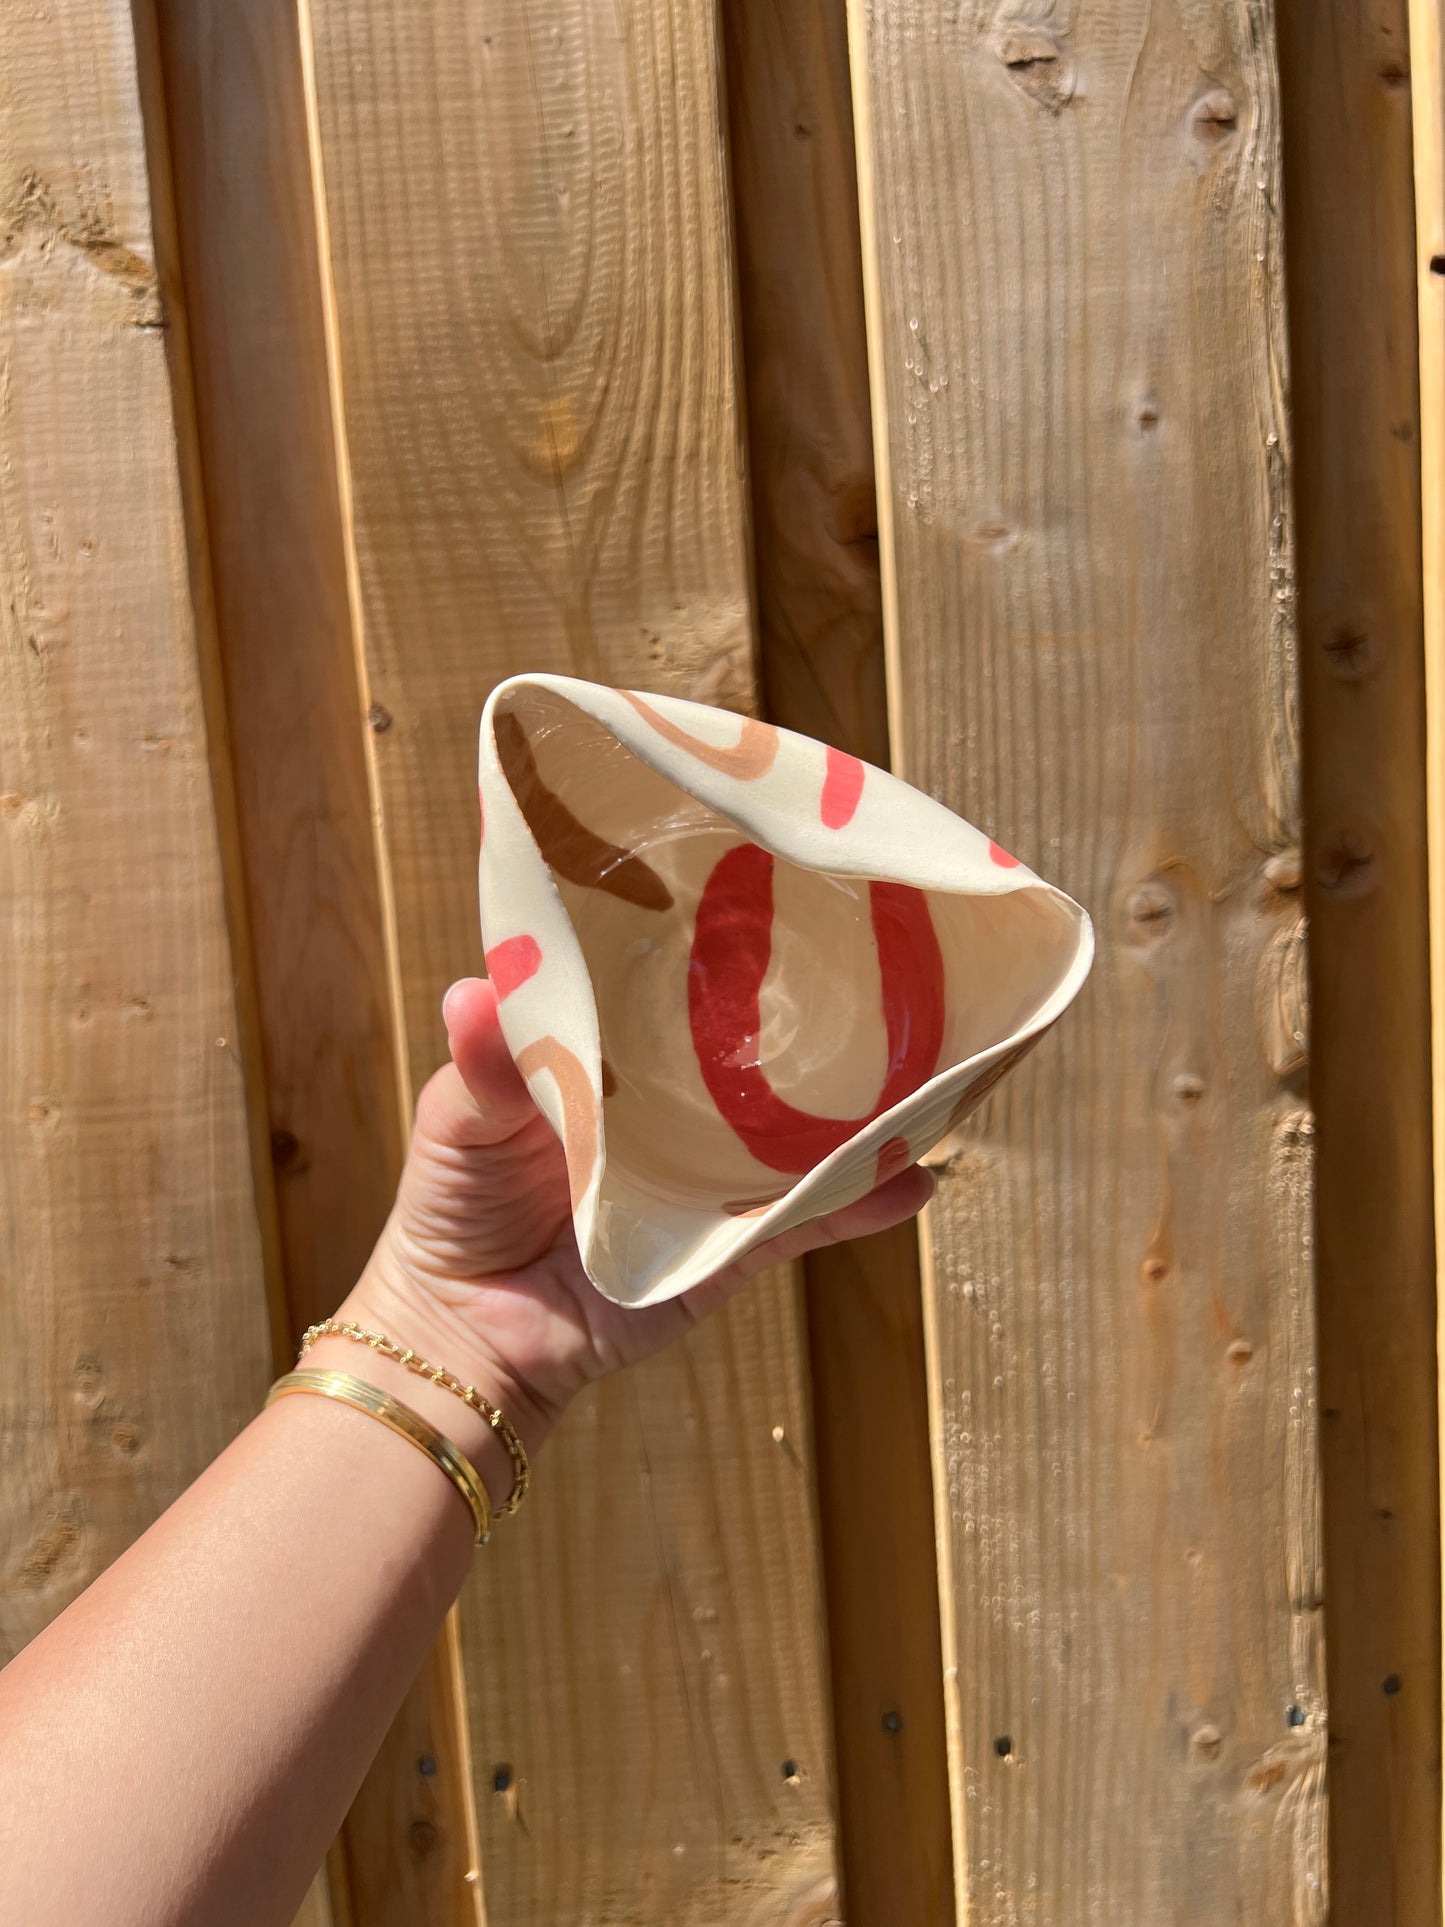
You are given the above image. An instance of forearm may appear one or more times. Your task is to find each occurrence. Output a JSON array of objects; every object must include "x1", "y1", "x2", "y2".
[
  {"x1": 0, "y1": 974, "x2": 925, "y2": 1927},
  {"x1": 0, "y1": 1295, "x2": 536, "y2": 1927}
]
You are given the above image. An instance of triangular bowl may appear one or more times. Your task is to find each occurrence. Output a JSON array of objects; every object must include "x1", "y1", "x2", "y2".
[{"x1": 477, "y1": 673, "x2": 1093, "y2": 1306}]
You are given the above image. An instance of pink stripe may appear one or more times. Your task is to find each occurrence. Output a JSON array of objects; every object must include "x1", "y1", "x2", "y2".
[
  {"x1": 988, "y1": 839, "x2": 1020, "y2": 869},
  {"x1": 821, "y1": 748, "x2": 866, "y2": 829},
  {"x1": 485, "y1": 933, "x2": 542, "y2": 1000}
]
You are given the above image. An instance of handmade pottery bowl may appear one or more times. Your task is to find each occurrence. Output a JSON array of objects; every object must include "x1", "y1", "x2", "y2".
[{"x1": 477, "y1": 674, "x2": 1093, "y2": 1306}]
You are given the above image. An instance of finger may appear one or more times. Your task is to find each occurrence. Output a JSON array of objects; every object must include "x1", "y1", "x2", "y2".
[
  {"x1": 690, "y1": 1163, "x2": 936, "y2": 1307},
  {"x1": 420, "y1": 976, "x2": 542, "y2": 1147},
  {"x1": 815, "y1": 1163, "x2": 936, "y2": 1242}
]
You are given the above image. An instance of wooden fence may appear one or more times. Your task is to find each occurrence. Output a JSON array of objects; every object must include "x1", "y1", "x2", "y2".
[{"x1": 3, "y1": 0, "x2": 1442, "y2": 1921}]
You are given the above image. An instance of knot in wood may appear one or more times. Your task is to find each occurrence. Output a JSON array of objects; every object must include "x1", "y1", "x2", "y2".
[
  {"x1": 1263, "y1": 849, "x2": 1302, "y2": 892},
  {"x1": 1191, "y1": 87, "x2": 1239, "y2": 142},
  {"x1": 995, "y1": 28, "x2": 1075, "y2": 113},
  {"x1": 1322, "y1": 626, "x2": 1380, "y2": 682},
  {"x1": 72, "y1": 1353, "x2": 104, "y2": 1402},
  {"x1": 1315, "y1": 831, "x2": 1376, "y2": 898},
  {"x1": 1127, "y1": 883, "x2": 1174, "y2": 938},
  {"x1": 966, "y1": 513, "x2": 1019, "y2": 552},
  {"x1": 408, "y1": 1819, "x2": 440, "y2": 1858}
]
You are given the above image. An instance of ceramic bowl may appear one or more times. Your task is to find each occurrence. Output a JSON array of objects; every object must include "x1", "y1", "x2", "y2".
[{"x1": 477, "y1": 674, "x2": 1093, "y2": 1306}]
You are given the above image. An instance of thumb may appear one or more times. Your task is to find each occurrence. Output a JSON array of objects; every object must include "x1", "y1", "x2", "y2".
[{"x1": 426, "y1": 976, "x2": 539, "y2": 1147}]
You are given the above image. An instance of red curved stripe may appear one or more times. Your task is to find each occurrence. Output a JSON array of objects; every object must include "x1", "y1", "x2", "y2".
[
  {"x1": 688, "y1": 843, "x2": 945, "y2": 1174},
  {"x1": 988, "y1": 839, "x2": 1020, "y2": 868},
  {"x1": 820, "y1": 748, "x2": 865, "y2": 829}
]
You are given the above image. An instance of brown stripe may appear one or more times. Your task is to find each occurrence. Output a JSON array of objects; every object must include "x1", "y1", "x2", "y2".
[
  {"x1": 944, "y1": 1036, "x2": 1040, "y2": 1133},
  {"x1": 494, "y1": 709, "x2": 673, "y2": 910},
  {"x1": 515, "y1": 1035, "x2": 599, "y2": 1210},
  {"x1": 620, "y1": 690, "x2": 779, "y2": 779}
]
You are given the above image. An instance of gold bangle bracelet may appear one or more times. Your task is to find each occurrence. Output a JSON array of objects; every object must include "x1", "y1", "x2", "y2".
[
  {"x1": 266, "y1": 1369, "x2": 491, "y2": 1545},
  {"x1": 298, "y1": 1318, "x2": 530, "y2": 1518}
]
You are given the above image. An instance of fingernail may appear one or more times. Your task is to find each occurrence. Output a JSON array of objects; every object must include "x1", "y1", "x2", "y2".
[{"x1": 441, "y1": 980, "x2": 466, "y2": 1026}]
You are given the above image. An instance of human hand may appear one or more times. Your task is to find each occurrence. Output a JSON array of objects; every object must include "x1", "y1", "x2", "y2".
[{"x1": 328, "y1": 976, "x2": 933, "y2": 1477}]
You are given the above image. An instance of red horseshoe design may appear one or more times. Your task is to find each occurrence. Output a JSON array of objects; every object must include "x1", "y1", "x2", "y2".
[{"x1": 688, "y1": 843, "x2": 946, "y2": 1174}]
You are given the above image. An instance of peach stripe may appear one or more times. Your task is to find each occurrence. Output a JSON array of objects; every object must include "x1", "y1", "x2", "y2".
[
  {"x1": 515, "y1": 1035, "x2": 598, "y2": 1209},
  {"x1": 620, "y1": 690, "x2": 779, "y2": 779}
]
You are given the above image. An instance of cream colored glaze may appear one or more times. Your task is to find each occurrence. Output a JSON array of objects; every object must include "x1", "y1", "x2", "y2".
[{"x1": 494, "y1": 686, "x2": 1082, "y2": 1291}]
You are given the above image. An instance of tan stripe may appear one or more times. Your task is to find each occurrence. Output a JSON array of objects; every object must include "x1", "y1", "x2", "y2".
[
  {"x1": 515, "y1": 1035, "x2": 599, "y2": 1210},
  {"x1": 620, "y1": 690, "x2": 779, "y2": 779}
]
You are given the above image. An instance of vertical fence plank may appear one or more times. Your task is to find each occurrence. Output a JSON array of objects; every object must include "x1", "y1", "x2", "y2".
[
  {"x1": 720, "y1": 2, "x2": 954, "y2": 1918},
  {"x1": 1410, "y1": 4, "x2": 1445, "y2": 1917},
  {"x1": 152, "y1": 0, "x2": 403, "y2": 1359},
  {"x1": 0, "y1": 0, "x2": 273, "y2": 1665},
  {"x1": 1277, "y1": 1, "x2": 1441, "y2": 1918},
  {"x1": 722, "y1": 0, "x2": 889, "y2": 759},
  {"x1": 299, "y1": 3, "x2": 841, "y2": 1920},
  {"x1": 149, "y1": 3, "x2": 473, "y2": 1921},
  {"x1": 849, "y1": 1, "x2": 1324, "y2": 1919}
]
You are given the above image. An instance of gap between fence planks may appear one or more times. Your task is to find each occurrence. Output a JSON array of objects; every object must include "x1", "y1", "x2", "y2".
[
  {"x1": 720, "y1": 0, "x2": 955, "y2": 1918},
  {"x1": 0, "y1": 0, "x2": 275, "y2": 1669},
  {"x1": 149, "y1": 2, "x2": 477, "y2": 1920},
  {"x1": 1409, "y1": 2, "x2": 1445, "y2": 1918},
  {"x1": 298, "y1": 2, "x2": 841, "y2": 1920},
  {"x1": 1278, "y1": 1, "x2": 1441, "y2": 1918},
  {"x1": 849, "y1": 1, "x2": 1325, "y2": 1919}
]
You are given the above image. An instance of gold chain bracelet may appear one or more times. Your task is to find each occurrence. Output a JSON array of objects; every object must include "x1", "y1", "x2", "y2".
[
  {"x1": 299, "y1": 1319, "x2": 530, "y2": 1518},
  {"x1": 268, "y1": 1370, "x2": 492, "y2": 1545}
]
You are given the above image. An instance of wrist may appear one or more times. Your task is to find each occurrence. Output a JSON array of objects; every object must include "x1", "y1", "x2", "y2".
[{"x1": 307, "y1": 1272, "x2": 556, "y2": 1520}]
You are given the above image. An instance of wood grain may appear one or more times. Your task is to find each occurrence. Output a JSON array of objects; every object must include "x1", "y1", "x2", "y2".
[
  {"x1": 720, "y1": 2, "x2": 954, "y2": 1917},
  {"x1": 1277, "y1": 2, "x2": 1441, "y2": 1918},
  {"x1": 294, "y1": 1862, "x2": 337, "y2": 1927},
  {"x1": 722, "y1": 0, "x2": 889, "y2": 766},
  {"x1": 804, "y1": 1222, "x2": 954, "y2": 1926},
  {"x1": 1408, "y1": 6, "x2": 1445, "y2": 1916},
  {"x1": 0, "y1": 0, "x2": 273, "y2": 1657},
  {"x1": 849, "y1": 1, "x2": 1325, "y2": 1918},
  {"x1": 300, "y1": 2, "x2": 840, "y2": 1919},
  {"x1": 149, "y1": 4, "x2": 477, "y2": 1921},
  {"x1": 153, "y1": 0, "x2": 403, "y2": 1355}
]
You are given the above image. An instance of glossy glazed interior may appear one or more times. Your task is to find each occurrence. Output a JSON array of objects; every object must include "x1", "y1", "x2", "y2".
[{"x1": 493, "y1": 686, "x2": 1081, "y2": 1283}]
